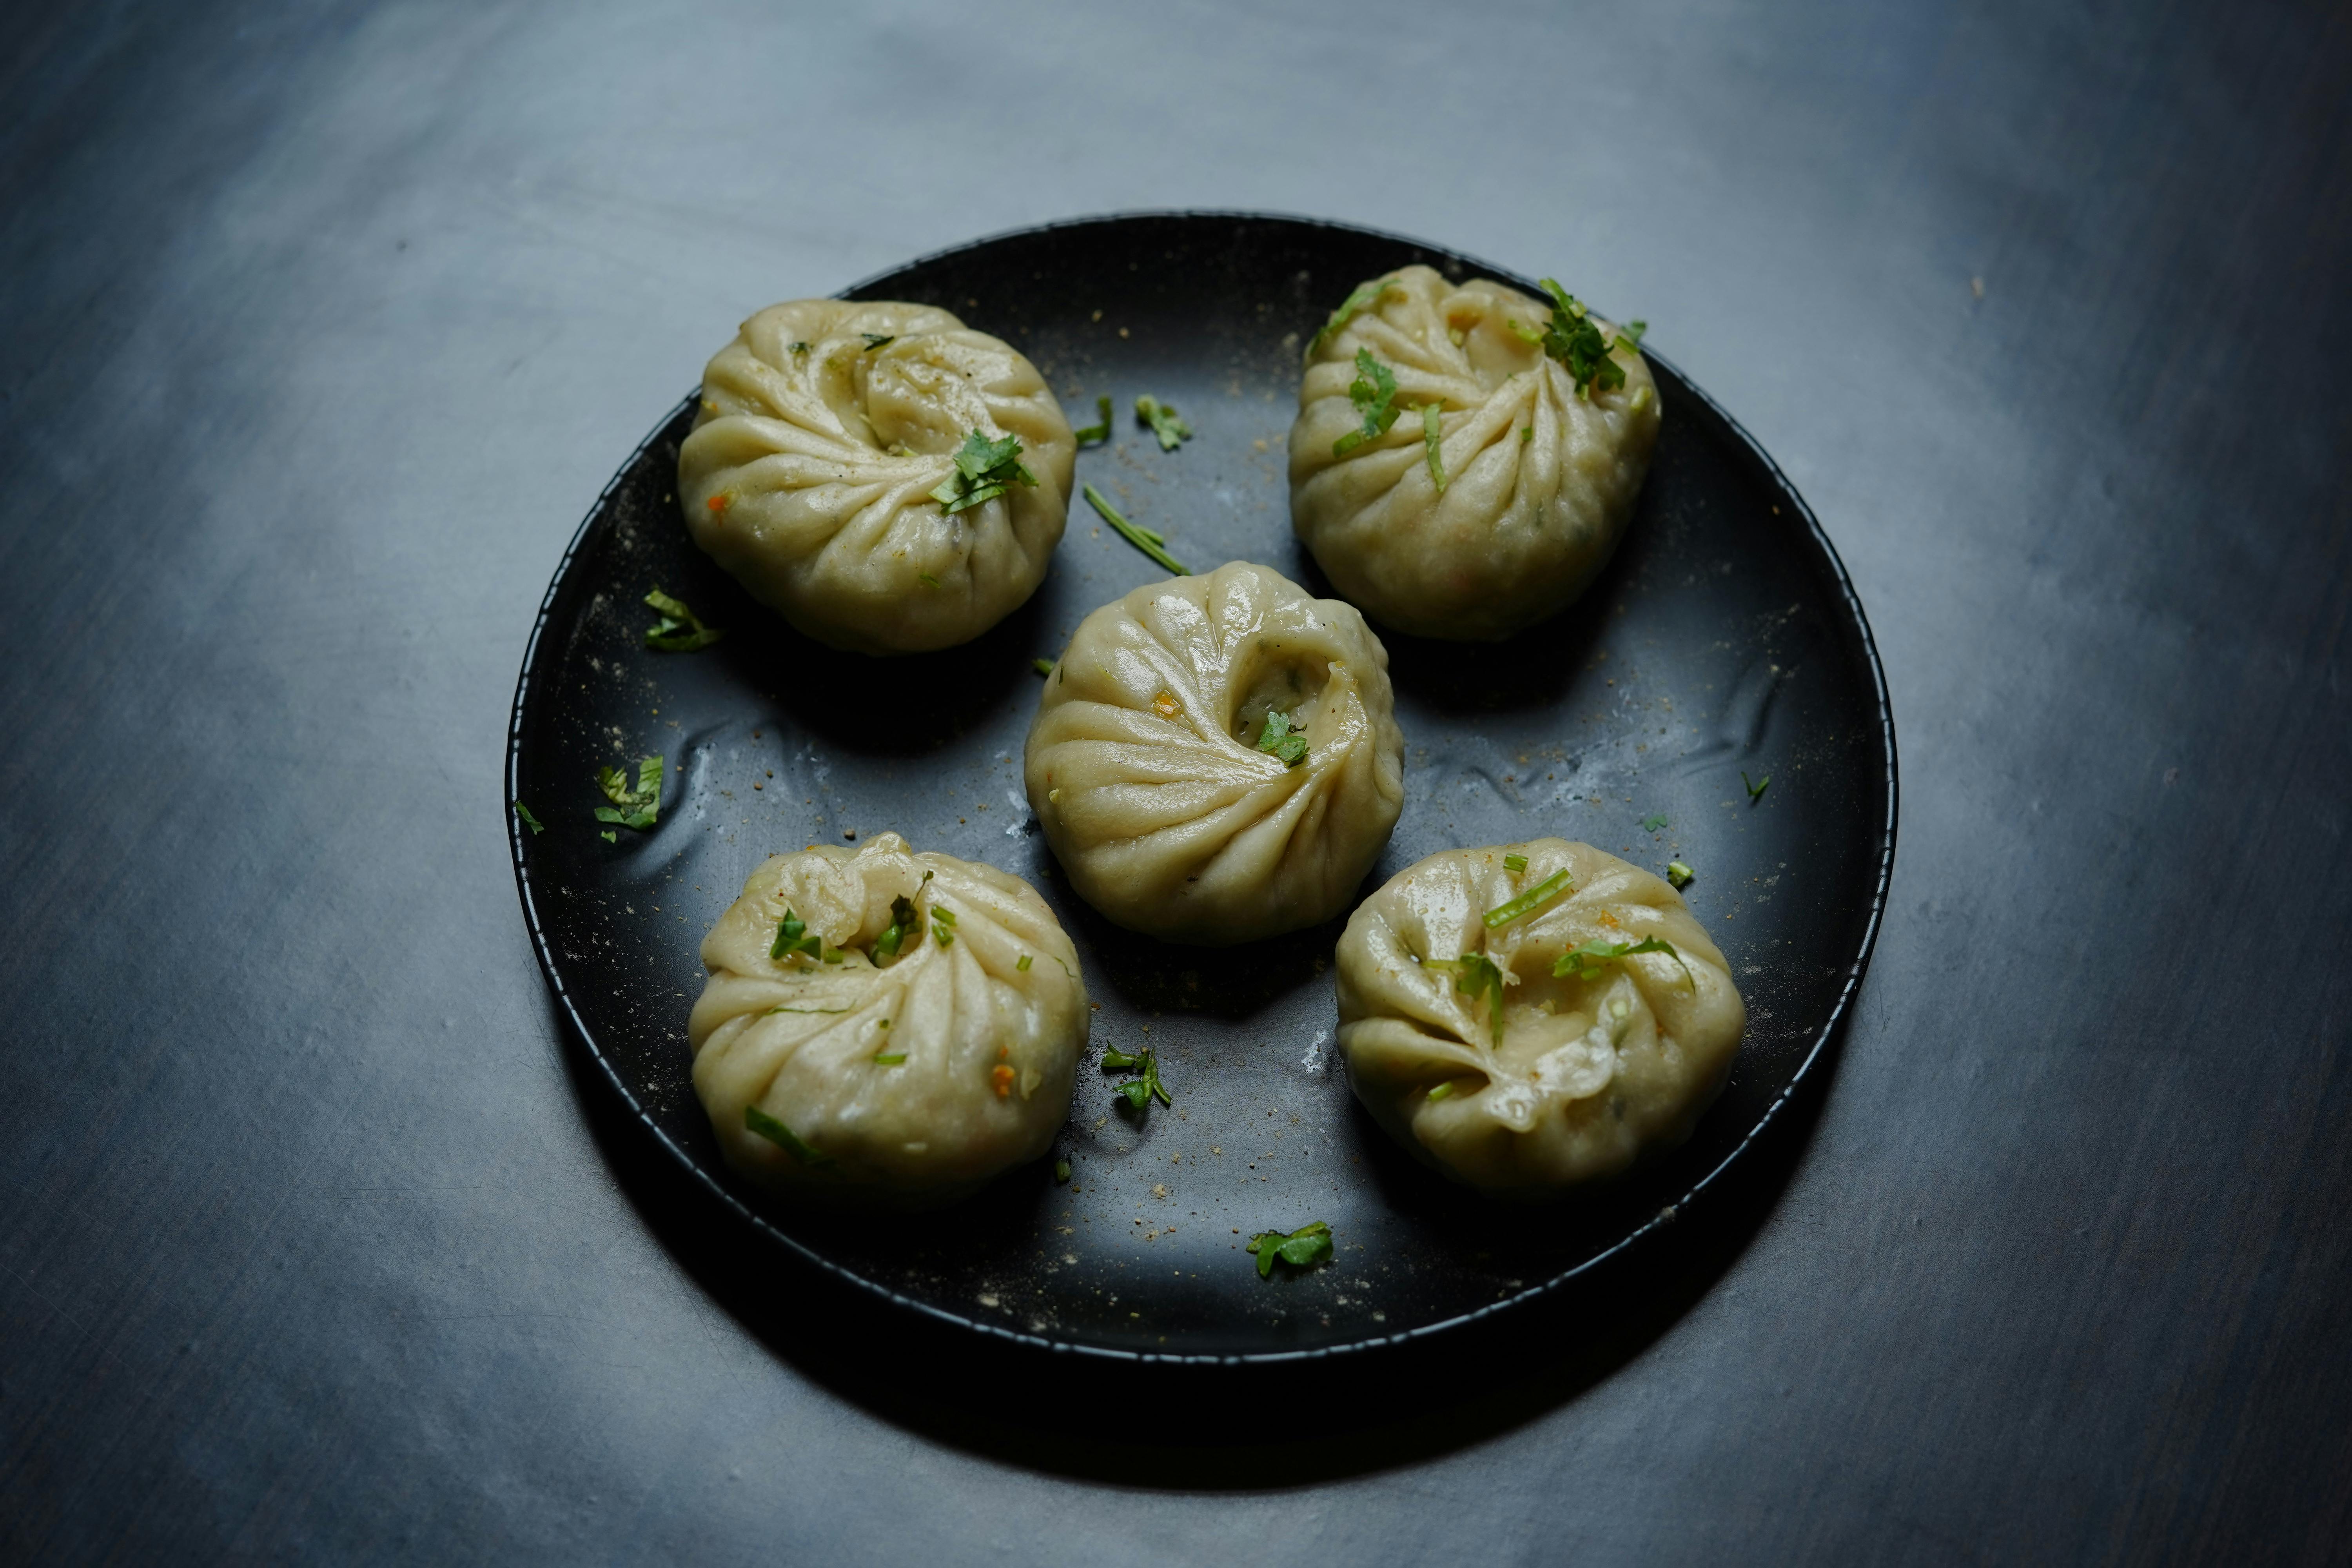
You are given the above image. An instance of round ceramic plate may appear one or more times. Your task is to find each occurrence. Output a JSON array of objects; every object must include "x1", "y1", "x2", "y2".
[{"x1": 507, "y1": 213, "x2": 1895, "y2": 1364}]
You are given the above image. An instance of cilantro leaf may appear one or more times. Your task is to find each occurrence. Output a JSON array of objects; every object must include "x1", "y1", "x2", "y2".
[
  {"x1": 1083, "y1": 484, "x2": 1189, "y2": 575},
  {"x1": 1484, "y1": 867, "x2": 1574, "y2": 929},
  {"x1": 769, "y1": 908, "x2": 831, "y2": 964},
  {"x1": 1073, "y1": 395, "x2": 1113, "y2": 446},
  {"x1": 600, "y1": 830, "x2": 617, "y2": 844},
  {"x1": 1426, "y1": 952, "x2": 1509, "y2": 1047},
  {"x1": 512, "y1": 802, "x2": 544, "y2": 835},
  {"x1": 1103, "y1": 1045, "x2": 1171, "y2": 1111},
  {"x1": 1421, "y1": 402, "x2": 1446, "y2": 492},
  {"x1": 642, "y1": 587, "x2": 725, "y2": 652},
  {"x1": 1246, "y1": 1220, "x2": 1333, "y2": 1279},
  {"x1": 1309, "y1": 275, "x2": 1394, "y2": 358},
  {"x1": 1552, "y1": 936, "x2": 1695, "y2": 989},
  {"x1": 1642, "y1": 814, "x2": 1669, "y2": 832},
  {"x1": 1053, "y1": 1157, "x2": 1072, "y2": 1183},
  {"x1": 593, "y1": 755, "x2": 663, "y2": 831},
  {"x1": 1332, "y1": 349, "x2": 1401, "y2": 456},
  {"x1": 931, "y1": 428, "x2": 1038, "y2": 516},
  {"x1": 1256, "y1": 710, "x2": 1309, "y2": 768},
  {"x1": 1666, "y1": 861, "x2": 1695, "y2": 890},
  {"x1": 1743, "y1": 770, "x2": 1770, "y2": 802},
  {"x1": 1134, "y1": 396, "x2": 1192, "y2": 451},
  {"x1": 860, "y1": 333, "x2": 894, "y2": 352},
  {"x1": 744, "y1": 1104, "x2": 834, "y2": 1165},
  {"x1": 874, "y1": 894, "x2": 918, "y2": 962},
  {"x1": 1532, "y1": 279, "x2": 1642, "y2": 399}
]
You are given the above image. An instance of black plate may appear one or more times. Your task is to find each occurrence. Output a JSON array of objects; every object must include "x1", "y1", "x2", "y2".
[{"x1": 507, "y1": 213, "x2": 1895, "y2": 1365}]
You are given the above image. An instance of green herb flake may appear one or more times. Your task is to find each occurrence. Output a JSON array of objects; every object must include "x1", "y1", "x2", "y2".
[
  {"x1": 1521, "y1": 424, "x2": 1535, "y2": 443},
  {"x1": 593, "y1": 754, "x2": 663, "y2": 831},
  {"x1": 1309, "y1": 275, "x2": 1394, "y2": 358},
  {"x1": 1054, "y1": 1157, "x2": 1072, "y2": 1183},
  {"x1": 769, "y1": 908, "x2": 829, "y2": 964},
  {"x1": 1503, "y1": 853, "x2": 1528, "y2": 873},
  {"x1": 744, "y1": 1104, "x2": 833, "y2": 1165},
  {"x1": 860, "y1": 333, "x2": 895, "y2": 352},
  {"x1": 875, "y1": 894, "x2": 918, "y2": 962},
  {"x1": 931, "y1": 427, "x2": 1039, "y2": 516},
  {"x1": 1016, "y1": 954, "x2": 1033, "y2": 972},
  {"x1": 872, "y1": 1051, "x2": 907, "y2": 1066},
  {"x1": 789, "y1": 341, "x2": 811, "y2": 355},
  {"x1": 1552, "y1": 936, "x2": 1695, "y2": 989},
  {"x1": 600, "y1": 829, "x2": 617, "y2": 844},
  {"x1": 1483, "y1": 867, "x2": 1574, "y2": 930},
  {"x1": 918, "y1": 572, "x2": 941, "y2": 589},
  {"x1": 1073, "y1": 395, "x2": 1113, "y2": 446},
  {"x1": 1743, "y1": 770, "x2": 1771, "y2": 802},
  {"x1": 1246, "y1": 1220, "x2": 1334, "y2": 1279},
  {"x1": 1532, "y1": 279, "x2": 1643, "y2": 399},
  {"x1": 1332, "y1": 348, "x2": 1401, "y2": 456},
  {"x1": 1134, "y1": 396, "x2": 1192, "y2": 451},
  {"x1": 1032, "y1": 658, "x2": 1056, "y2": 677},
  {"x1": 1666, "y1": 861, "x2": 1696, "y2": 890},
  {"x1": 642, "y1": 587, "x2": 725, "y2": 652},
  {"x1": 1083, "y1": 483, "x2": 1189, "y2": 575},
  {"x1": 512, "y1": 802, "x2": 545, "y2": 836},
  {"x1": 1256, "y1": 710, "x2": 1309, "y2": 768},
  {"x1": 1426, "y1": 952, "x2": 1509, "y2": 1047},
  {"x1": 1102, "y1": 1046, "x2": 1171, "y2": 1111},
  {"x1": 1426, "y1": 1081, "x2": 1455, "y2": 1102},
  {"x1": 767, "y1": 1004, "x2": 850, "y2": 1015},
  {"x1": 1642, "y1": 814, "x2": 1670, "y2": 833},
  {"x1": 1421, "y1": 402, "x2": 1446, "y2": 492},
  {"x1": 930, "y1": 904, "x2": 956, "y2": 947}
]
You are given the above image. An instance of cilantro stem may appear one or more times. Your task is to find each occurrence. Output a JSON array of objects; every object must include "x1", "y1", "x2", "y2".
[
  {"x1": 1483, "y1": 867, "x2": 1573, "y2": 929},
  {"x1": 1073, "y1": 395, "x2": 1112, "y2": 446},
  {"x1": 1083, "y1": 484, "x2": 1189, "y2": 575}
]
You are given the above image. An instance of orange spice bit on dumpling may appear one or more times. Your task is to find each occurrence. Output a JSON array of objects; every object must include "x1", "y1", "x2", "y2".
[
  {"x1": 991, "y1": 1063, "x2": 1016, "y2": 1098},
  {"x1": 706, "y1": 492, "x2": 732, "y2": 514},
  {"x1": 1597, "y1": 911, "x2": 1622, "y2": 929},
  {"x1": 1150, "y1": 689, "x2": 1181, "y2": 720}
]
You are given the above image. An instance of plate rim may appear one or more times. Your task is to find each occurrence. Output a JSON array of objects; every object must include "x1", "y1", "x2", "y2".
[{"x1": 506, "y1": 209, "x2": 1899, "y2": 1366}]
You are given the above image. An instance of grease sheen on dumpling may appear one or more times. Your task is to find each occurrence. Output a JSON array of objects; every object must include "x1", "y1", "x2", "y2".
[
  {"x1": 1290, "y1": 265, "x2": 1661, "y2": 641},
  {"x1": 1335, "y1": 838, "x2": 1743, "y2": 1199},
  {"x1": 1025, "y1": 561, "x2": 1405, "y2": 945},
  {"x1": 689, "y1": 833, "x2": 1087, "y2": 1207},
  {"x1": 679, "y1": 299, "x2": 1076, "y2": 655}
]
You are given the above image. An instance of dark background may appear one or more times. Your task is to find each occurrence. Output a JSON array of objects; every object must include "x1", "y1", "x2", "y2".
[{"x1": 2, "y1": 0, "x2": 2346, "y2": 1562}]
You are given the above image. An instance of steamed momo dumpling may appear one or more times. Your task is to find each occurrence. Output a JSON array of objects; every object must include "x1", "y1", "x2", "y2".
[
  {"x1": 1025, "y1": 561, "x2": 1405, "y2": 945},
  {"x1": 1334, "y1": 839, "x2": 1743, "y2": 1199},
  {"x1": 679, "y1": 300, "x2": 1076, "y2": 655},
  {"x1": 689, "y1": 833, "x2": 1088, "y2": 1207},
  {"x1": 1289, "y1": 266, "x2": 1661, "y2": 641}
]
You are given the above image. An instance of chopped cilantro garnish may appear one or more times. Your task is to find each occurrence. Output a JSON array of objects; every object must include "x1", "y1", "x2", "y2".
[
  {"x1": 1483, "y1": 867, "x2": 1573, "y2": 929},
  {"x1": 1503, "y1": 854, "x2": 1528, "y2": 873},
  {"x1": 1425, "y1": 1081, "x2": 1456, "y2": 1102},
  {"x1": 1256, "y1": 710, "x2": 1308, "y2": 768},
  {"x1": 769, "y1": 909, "x2": 829, "y2": 963},
  {"x1": 1642, "y1": 814, "x2": 1669, "y2": 832},
  {"x1": 599, "y1": 830, "x2": 617, "y2": 844},
  {"x1": 1553, "y1": 936, "x2": 1695, "y2": 989},
  {"x1": 744, "y1": 1104, "x2": 833, "y2": 1165},
  {"x1": 1622, "y1": 320, "x2": 1648, "y2": 346},
  {"x1": 593, "y1": 755, "x2": 662, "y2": 831},
  {"x1": 875, "y1": 894, "x2": 918, "y2": 962},
  {"x1": 1332, "y1": 348, "x2": 1401, "y2": 456},
  {"x1": 930, "y1": 904, "x2": 956, "y2": 947},
  {"x1": 1134, "y1": 396, "x2": 1192, "y2": 451},
  {"x1": 872, "y1": 1051, "x2": 906, "y2": 1066},
  {"x1": 789, "y1": 341, "x2": 810, "y2": 355},
  {"x1": 1421, "y1": 403, "x2": 1446, "y2": 491},
  {"x1": 1032, "y1": 657, "x2": 1056, "y2": 677},
  {"x1": 1426, "y1": 952, "x2": 1508, "y2": 1046},
  {"x1": 643, "y1": 587, "x2": 725, "y2": 652},
  {"x1": 931, "y1": 428, "x2": 1038, "y2": 516},
  {"x1": 766, "y1": 1004, "x2": 849, "y2": 1015},
  {"x1": 1103, "y1": 1046, "x2": 1171, "y2": 1111},
  {"x1": 1531, "y1": 279, "x2": 1642, "y2": 399},
  {"x1": 1743, "y1": 770, "x2": 1770, "y2": 802},
  {"x1": 1053, "y1": 1157, "x2": 1072, "y2": 1183},
  {"x1": 1016, "y1": 954, "x2": 1033, "y2": 972},
  {"x1": 860, "y1": 333, "x2": 894, "y2": 351},
  {"x1": 1666, "y1": 861, "x2": 1695, "y2": 890},
  {"x1": 1083, "y1": 483, "x2": 1189, "y2": 574},
  {"x1": 1520, "y1": 425, "x2": 1534, "y2": 444},
  {"x1": 1073, "y1": 395, "x2": 1113, "y2": 446},
  {"x1": 1309, "y1": 275, "x2": 1393, "y2": 358},
  {"x1": 512, "y1": 802, "x2": 544, "y2": 835},
  {"x1": 1246, "y1": 1220, "x2": 1333, "y2": 1278}
]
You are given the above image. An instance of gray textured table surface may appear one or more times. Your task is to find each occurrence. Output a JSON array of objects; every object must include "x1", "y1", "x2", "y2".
[{"x1": 4, "y1": 1, "x2": 2347, "y2": 1562}]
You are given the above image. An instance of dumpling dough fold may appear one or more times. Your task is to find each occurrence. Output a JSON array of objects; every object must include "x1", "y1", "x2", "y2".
[
  {"x1": 679, "y1": 299, "x2": 1075, "y2": 655},
  {"x1": 689, "y1": 833, "x2": 1087, "y2": 1208},
  {"x1": 1335, "y1": 839, "x2": 1744, "y2": 1199},
  {"x1": 1289, "y1": 266, "x2": 1661, "y2": 641},
  {"x1": 1025, "y1": 561, "x2": 1405, "y2": 945}
]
